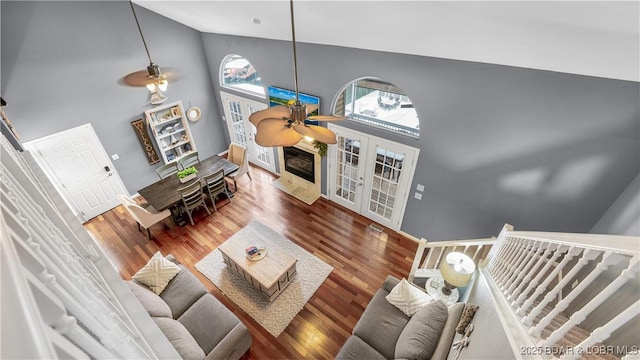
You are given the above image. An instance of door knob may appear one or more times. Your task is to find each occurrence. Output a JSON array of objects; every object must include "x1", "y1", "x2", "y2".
[{"x1": 104, "y1": 166, "x2": 111, "y2": 172}]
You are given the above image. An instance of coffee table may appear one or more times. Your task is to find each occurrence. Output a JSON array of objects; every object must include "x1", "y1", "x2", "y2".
[{"x1": 218, "y1": 232, "x2": 297, "y2": 301}]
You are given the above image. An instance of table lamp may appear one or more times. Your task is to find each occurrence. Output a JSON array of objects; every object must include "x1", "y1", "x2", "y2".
[{"x1": 440, "y1": 252, "x2": 476, "y2": 295}]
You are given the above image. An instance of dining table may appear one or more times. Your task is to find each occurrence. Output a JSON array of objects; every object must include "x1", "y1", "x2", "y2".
[{"x1": 137, "y1": 154, "x2": 239, "y2": 212}]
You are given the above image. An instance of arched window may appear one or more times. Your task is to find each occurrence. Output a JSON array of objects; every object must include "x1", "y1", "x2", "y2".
[
  {"x1": 220, "y1": 54, "x2": 265, "y2": 98},
  {"x1": 333, "y1": 78, "x2": 419, "y2": 138}
]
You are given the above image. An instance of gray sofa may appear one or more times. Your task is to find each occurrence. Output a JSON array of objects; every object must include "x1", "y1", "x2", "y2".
[
  {"x1": 126, "y1": 256, "x2": 251, "y2": 360},
  {"x1": 337, "y1": 276, "x2": 465, "y2": 360}
]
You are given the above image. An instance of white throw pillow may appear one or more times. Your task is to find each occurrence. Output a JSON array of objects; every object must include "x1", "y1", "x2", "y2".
[
  {"x1": 132, "y1": 252, "x2": 181, "y2": 295},
  {"x1": 385, "y1": 278, "x2": 433, "y2": 316}
]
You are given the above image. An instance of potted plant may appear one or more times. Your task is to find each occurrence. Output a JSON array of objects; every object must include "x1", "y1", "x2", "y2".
[
  {"x1": 313, "y1": 141, "x2": 328, "y2": 157},
  {"x1": 177, "y1": 166, "x2": 198, "y2": 183}
]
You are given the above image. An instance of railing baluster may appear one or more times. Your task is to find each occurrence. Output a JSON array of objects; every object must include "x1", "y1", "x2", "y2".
[
  {"x1": 531, "y1": 251, "x2": 619, "y2": 338},
  {"x1": 495, "y1": 238, "x2": 522, "y2": 285},
  {"x1": 539, "y1": 256, "x2": 639, "y2": 347},
  {"x1": 488, "y1": 237, "x2": 515, "y2": 277},
  {"x1": 523, "y1": 247, "x2": 598, "y2": 327},
  {"x1": 560, "y1": 299, "x2": 640, "y2": 360},
  {"x1": 500, "y1": 239, "x2": 534, "y2": 291},
  {"x1": 506, "y1": 241, "x2": 546, "y2": 301},
  {"x1": 509, "y1": 243, "x2": 556, "y2": 305},
  {"x1": 514, "y1": 245, "x2": 568, "y2": 314}
]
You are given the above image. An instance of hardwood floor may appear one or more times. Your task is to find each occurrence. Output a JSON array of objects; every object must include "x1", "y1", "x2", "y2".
[{"x1": 84, "y1": 165, "x2": 418, "y2": 359}]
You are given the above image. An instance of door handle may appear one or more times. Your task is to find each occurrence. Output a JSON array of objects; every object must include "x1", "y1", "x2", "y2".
[{"x1": 104, "y1": 166, "x2": 110, "y2": 172}]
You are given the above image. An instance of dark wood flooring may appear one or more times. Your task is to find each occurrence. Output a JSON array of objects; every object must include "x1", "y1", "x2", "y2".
[{"x1": 84, "y1": 165, "x2": 418, "y2": 359}]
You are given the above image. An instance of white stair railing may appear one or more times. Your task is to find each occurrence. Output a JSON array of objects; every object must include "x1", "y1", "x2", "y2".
[
  {"x1": 1, "y1": 135, "x2": 179, "y2": 359},
  {"x1": 482, "y1": 225, "x2": 639, "y2": 359},
  {"x1": 408, "y1": 236, "x2": 496, "y2": 283}
]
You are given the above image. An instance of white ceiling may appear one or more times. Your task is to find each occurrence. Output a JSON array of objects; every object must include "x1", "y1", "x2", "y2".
[{"x1": 134, "y1": 1, "x2": 639, "y2": 82}]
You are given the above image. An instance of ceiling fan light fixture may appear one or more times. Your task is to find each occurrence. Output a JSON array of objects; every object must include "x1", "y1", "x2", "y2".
[
  {"x1": 120, "y1": 0, "x2": 177, "y2": 100},
  {"x1": 149, "y1": 89, "x2": 168, "y2": 105}
]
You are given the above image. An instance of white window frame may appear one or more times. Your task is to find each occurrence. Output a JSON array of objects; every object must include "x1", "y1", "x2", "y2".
[{"x1": 219, "y1": 54, "x2": 266, "y2": 99}]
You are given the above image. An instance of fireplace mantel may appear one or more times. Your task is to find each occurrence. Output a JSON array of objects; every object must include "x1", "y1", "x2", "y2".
[{"x1": 272, "y1": 140, "x2": 321, "y2": 205}]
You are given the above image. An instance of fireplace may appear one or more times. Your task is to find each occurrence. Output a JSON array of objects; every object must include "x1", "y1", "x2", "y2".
[{"x1": 283, "y1": 146, "x2": 315, "y2": 183}]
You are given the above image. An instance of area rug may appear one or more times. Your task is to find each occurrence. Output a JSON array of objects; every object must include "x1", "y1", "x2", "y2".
[{"x1": 195, "y1": 221, "x2": 333, "y2": 337}]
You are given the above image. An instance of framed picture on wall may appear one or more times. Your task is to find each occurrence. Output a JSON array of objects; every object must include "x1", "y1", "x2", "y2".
[{"x1": 267, "y1": 86, "x2": 320, "y2": 117}]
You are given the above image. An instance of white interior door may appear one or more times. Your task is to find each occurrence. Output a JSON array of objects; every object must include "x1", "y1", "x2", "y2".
[
  {"x1": 24, "y1": 123, "x2": 128, "y2": 222},
  {"x1": 220, "y1": 91, "x2": 276, "y2": 173},
  {"x1": 328, "y1": 124, "x2": 419, "y2": 230}
]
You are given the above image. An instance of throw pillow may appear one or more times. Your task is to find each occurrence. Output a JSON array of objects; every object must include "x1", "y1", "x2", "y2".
[
  {"x1": 153, "y1": 317, "x2": 205, "y2": 360},
  {"x1": 132, "y1": 252, "x2": 181, "y2": 295},
  {"x1": 125, "y1": 281, "x2": 172, "y2": 318},
  {"x1": 395, "y1": 299, "x2": 449, "y2": 360},
  {"x1": 385, "y1": 278, "x2": 433, "y2": 316}
]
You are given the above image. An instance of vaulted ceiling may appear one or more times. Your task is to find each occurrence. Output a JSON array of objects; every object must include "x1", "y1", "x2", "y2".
[{"x1": 134, "y1": 1, "x2": 639, "y2": 82}]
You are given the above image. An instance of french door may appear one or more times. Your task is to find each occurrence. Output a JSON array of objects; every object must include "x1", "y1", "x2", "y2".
[
  {"x1": 220, "y1": 91, "x2": 276, "y2": 173},
  {"x1": 328, "y1": 124, "x2": 419, "y2": 230},
  {"x1": 23, "y1": 123, "x2": 128, "y2": 222}
]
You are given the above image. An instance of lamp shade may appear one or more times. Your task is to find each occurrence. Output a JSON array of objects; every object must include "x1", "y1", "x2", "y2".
[{"x1": 440, "y1": 252, "x2": 476, "y2": 287}]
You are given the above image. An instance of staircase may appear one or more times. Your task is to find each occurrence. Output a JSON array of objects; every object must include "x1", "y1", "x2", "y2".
[
  {"x1": 409, "y1": 224, "x2": 640, "y2": 360},
  {"x1": 535, "y1": 304, "x2": 619, "y2": 360}
]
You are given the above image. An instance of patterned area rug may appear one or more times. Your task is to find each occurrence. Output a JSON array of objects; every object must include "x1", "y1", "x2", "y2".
[{"x1": 195, "y1": 221, "x2": 333, "y2": 337}]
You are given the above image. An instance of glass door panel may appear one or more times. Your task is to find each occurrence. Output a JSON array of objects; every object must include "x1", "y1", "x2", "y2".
[
  {"x1": 246, "y1": 103, "x2": 275, "y2": 172},
  {"x1": 329, "y1": 128, "x2": 369, "y2": 212},
  {"x1": 220, "y1": 91, "x2": 275, "y2": 173},
  {"x1": 226, "y1": 99, "x2": 248, "y2": 147},
  {"x1": 366, "y1": 146, "x2": 405, "y2": 221},
  {"x1": 329, "y1": 124, "x2": 418, "y2": 231}
]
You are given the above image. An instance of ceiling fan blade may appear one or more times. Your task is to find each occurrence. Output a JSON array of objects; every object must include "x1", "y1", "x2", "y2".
[
  {"x1": 255, "y1": 118, "x2": 302, "y2": 147},
  {"x1": 249, "y1": 105, "x2": 291, "y2": 127},
  {"x1": 293, "y1": 124, "x2": 337, "y2": 144},
  {"x1": 307, "y1": 115, "x2": 348, "y2": 122},
  {"x1": 303, "y1": 104, "x2": 318, "y2": 114},
  {"x1": 119, "y1": 67, "x2": 179, "y2": 87}
]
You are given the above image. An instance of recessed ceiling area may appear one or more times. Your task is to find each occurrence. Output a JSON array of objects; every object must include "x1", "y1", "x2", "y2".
[{"x1": 134, "y1": 1, "x2": 639, "y2": 82}]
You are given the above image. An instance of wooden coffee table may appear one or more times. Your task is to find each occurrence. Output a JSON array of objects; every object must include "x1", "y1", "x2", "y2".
[{"x1": 218, "y1": 232, "x2": 297, "y2": 301}]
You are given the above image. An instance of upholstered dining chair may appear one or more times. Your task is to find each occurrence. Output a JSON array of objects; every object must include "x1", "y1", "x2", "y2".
[
  {"x1": 116, "y1": 194, "x2": 171, "y2": 239},
  {"x1": 226, "y1": 142, "x2": 252, "y2": 191},
  {"x1": 156, "y1": 162, "x2": 179, "y2": 180},
  {"x1": 179, "y1": 151, "x2": 200, "y2": 170},
  {"x1": 203, "y1": 168, "x2": 232, "y2": 211},
  {"x1": 177, "y1": 180, "x2": 211, "y2": 225}
]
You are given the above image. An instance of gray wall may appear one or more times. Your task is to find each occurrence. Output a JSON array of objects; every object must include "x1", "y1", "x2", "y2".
[
  {"x1": 201, "y1": 33, "x2": 640, "y2": 240},
  {"x1": 591, "y1": 173, "x2": 640, "y2": 236},
  {"x1": 3, "y1": 2, "x2": 638, "y2": 241},
  {"x1": 1, "y1": 1, "x2": 228, "y2": 194}
]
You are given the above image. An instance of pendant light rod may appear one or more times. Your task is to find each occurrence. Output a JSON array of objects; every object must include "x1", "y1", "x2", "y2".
[
  {"x1": 129, "y1": 0, "x2": 153, "y2": 65},
  {"x1": 289, "y1": 0, "x2": 300, "y2": 102}
]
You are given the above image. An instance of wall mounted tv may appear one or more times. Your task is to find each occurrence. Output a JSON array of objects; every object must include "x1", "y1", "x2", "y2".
[{"x1": 267, "y1": 86, "x2": 320, "y2": 120}]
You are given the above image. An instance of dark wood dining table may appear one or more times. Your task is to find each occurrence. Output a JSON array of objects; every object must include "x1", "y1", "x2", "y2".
[{"x1": 137, "y1": 155, "x2": 239, "y2": 211}]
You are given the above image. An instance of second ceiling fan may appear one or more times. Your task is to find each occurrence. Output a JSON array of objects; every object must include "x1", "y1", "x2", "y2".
[{"x1": 249, "y1": 0, "x2": 346, "y2": 147}]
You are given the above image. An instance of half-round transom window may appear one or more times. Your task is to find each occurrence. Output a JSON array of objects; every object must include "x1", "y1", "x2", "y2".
[
  {"x1": 220, "y1": 54, "x2": 265, "y2": 98},
  {"x1": 334, "y1": 78, "x2": 419, "y2": 138}
]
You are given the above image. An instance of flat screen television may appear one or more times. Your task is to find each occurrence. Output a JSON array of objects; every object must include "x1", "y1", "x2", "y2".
[{"x1": 267, "y1": 86, "x2": 320, "y2": 119}]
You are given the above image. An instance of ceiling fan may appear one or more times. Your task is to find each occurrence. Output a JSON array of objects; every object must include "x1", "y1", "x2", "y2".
[
  {"x1": 249, "y1": 0, "x2": 347, "y2": 147},
  {"x1": 120, "y1": 0, "x2": 178, "y2": 104}
]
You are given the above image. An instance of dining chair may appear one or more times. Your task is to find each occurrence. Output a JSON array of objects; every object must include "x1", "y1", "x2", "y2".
[
  {"x1": 226, "y1": 142, "x2": 252, "y2": 191},
  {"x1": 177, "y1": 180, "x2": 211, "y2": 225},
  {"x1": 179, "y1": 151, "x2": 200, "y2": 170},
  {"x1": 203, "y1": 168, "x2": 232, "y2": 211},
  {"x1": 156, "y1": 162, "x2": 179, "y2": 180},
  {"x1": 116, "y1": 194, "x2": 171, "y2": 239}
]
